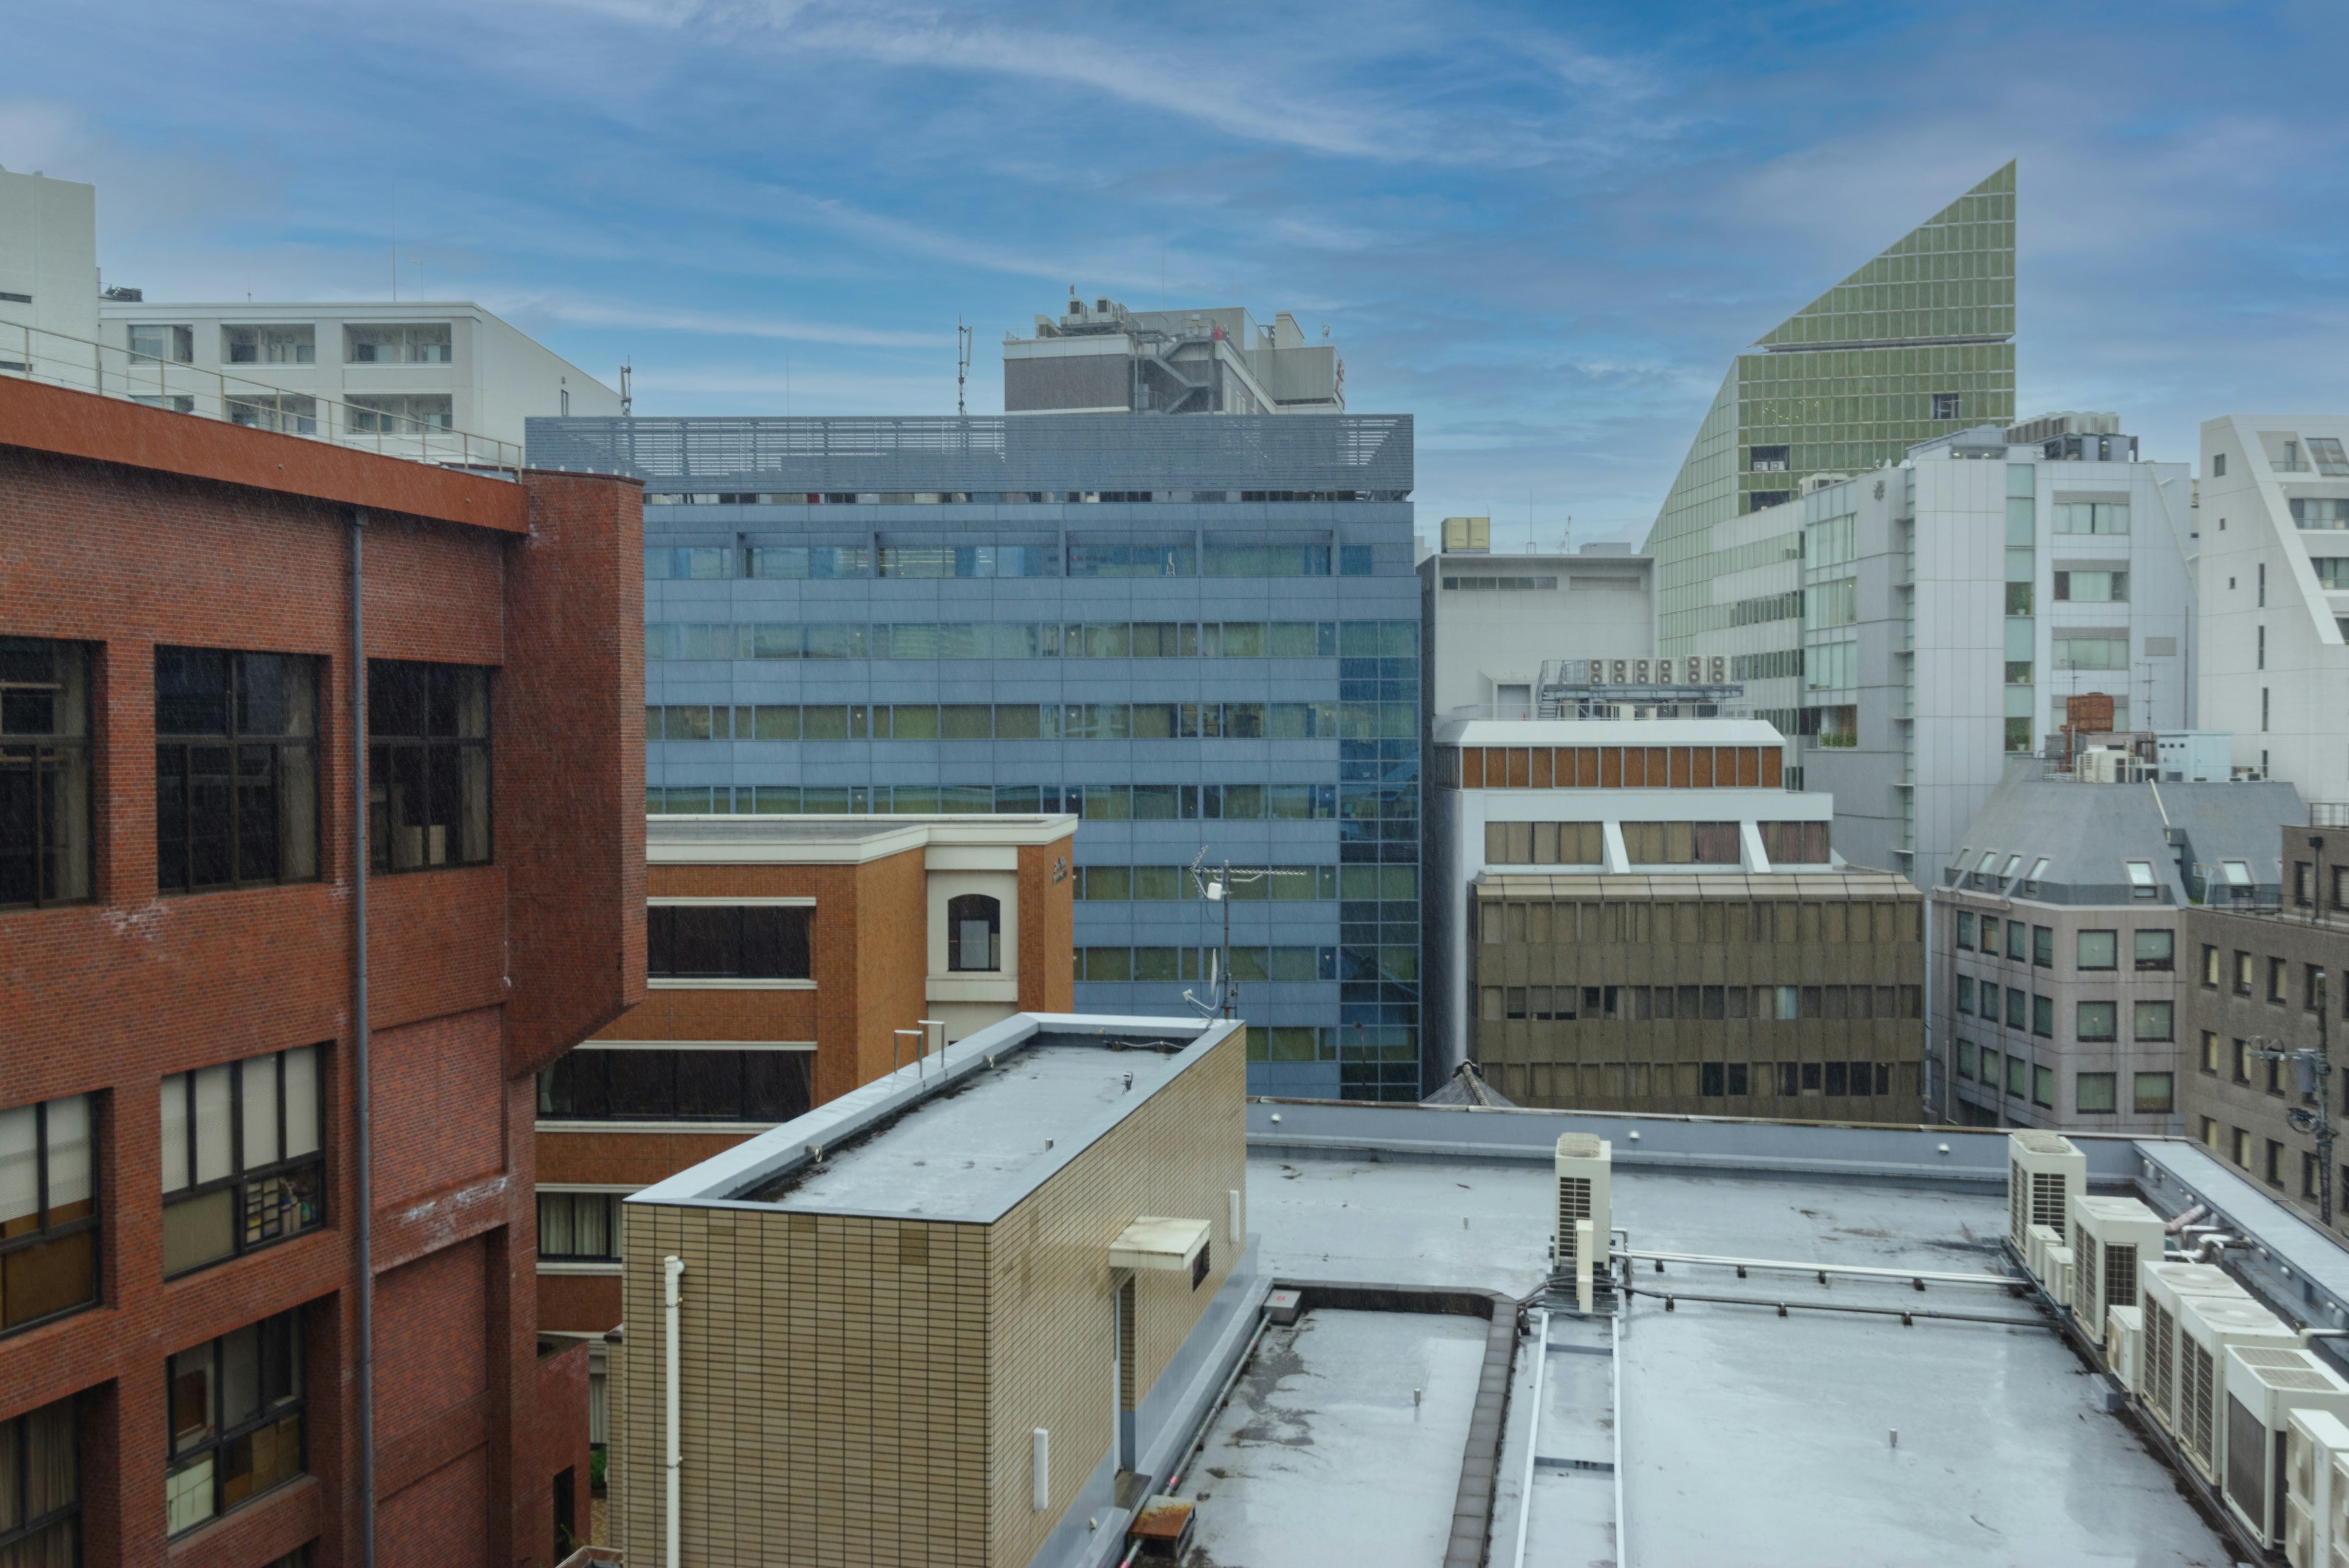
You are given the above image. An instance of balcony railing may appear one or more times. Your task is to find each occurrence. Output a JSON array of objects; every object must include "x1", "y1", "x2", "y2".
[{"x1": 1, "y1": 320, "x2": 521, "y2": 475}]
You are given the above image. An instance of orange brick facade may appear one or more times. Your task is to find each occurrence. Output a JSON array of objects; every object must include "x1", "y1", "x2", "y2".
[
  {"x1": 0, "y1": 381, "x2": 644, "y2": 1568},
  {"x1": 536, "y1": 832, "x2": 1073, "y2": 1340}
]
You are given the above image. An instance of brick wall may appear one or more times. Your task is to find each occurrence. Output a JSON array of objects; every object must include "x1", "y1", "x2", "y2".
[{"x1": 0, "y1": 385, "x2": 641, "y2": 1568}]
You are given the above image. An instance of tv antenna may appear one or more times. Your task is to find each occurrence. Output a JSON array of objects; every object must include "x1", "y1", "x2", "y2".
[
  {"x1": 956, "y1": 314, "x2": 973, "y2": 417},
  {"x1": 618, "y1": 357, "x2": 633, "y2": 417},
  {"x1": 1179, "y1": 850, "x2": 1313, "y2": 1021}
]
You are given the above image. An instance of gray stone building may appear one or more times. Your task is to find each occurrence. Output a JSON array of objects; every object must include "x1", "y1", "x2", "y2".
[
  {"x1": 1932, "y1": 768, "x2": 2301, "y2": 1132},
  {"x1": 2181, "y1": 822, "x2": 2349, "y2": 1232}
]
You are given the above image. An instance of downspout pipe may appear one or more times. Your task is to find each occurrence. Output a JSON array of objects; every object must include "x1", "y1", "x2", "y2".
[
  {"x1": 350, "y1": 510, "x2": 374, "y2": 1568},
  {"x1": 665, "y1": 1255, "x2": 686, "y2": 1568}
]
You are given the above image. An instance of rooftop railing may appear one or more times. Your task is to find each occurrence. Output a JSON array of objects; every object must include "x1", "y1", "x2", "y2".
[{"x1": 0, "y1": 319, "x2": 522, "y2": 476}]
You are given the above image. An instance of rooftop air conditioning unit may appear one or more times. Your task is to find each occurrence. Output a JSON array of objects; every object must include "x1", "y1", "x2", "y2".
[
  {"x1": 2045, "y1": 1244, "x2": 2076, "y2": 1309},
  {"x1": 2107, "y1": 1305, "x2": 2145, "y2": 1396},
  {"x1": 1552, "y1": 1134, "x2": 1612, "y2": 1311},
  {"x1": 2027, "y1": 1224, "x2": 2061, "y2": 1285},
  {"x1": 2008, "y1": 1131, "x2": 2085, "y2": 1254},
  {"x1": 2228, "y1": 1347, "x2": 2349, "y2": 1549},
  {"x1": 2177, "y1": 1295, "x2": 2299, "y2": 1485},
  {"x1": 2284, "y1": 1407, "x2": 2349, "y2": 1568},
  {"x1": 2142, "y1": 1263, "x2": 2252, "y2": 1436},
  {"x1": 2073, "y1": 1195, "x2": 2168, "y2": 1347}
]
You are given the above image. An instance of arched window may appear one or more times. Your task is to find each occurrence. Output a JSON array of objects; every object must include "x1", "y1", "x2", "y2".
[{"x1": 948, "y1": 894, "x2": 1001, "y2": 972}]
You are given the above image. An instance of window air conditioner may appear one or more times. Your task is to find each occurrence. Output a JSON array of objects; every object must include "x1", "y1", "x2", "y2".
[
  {"x1": 2141, "y1": 1263, "x2": 2253, "y2": 1437},
  {"x1": 1552, "y1": 1134, "x2": 1612, "y2": 1312},
  {"x1": 2106, "y1": 1305, "x2": 2145, "y2": 1397},
  {"x1": 2228, "y1": 1346, "x2": 2349, "y2": 1550},
  {"x1": 2007, "y1": 1131, "x2": 2085, "y2": 1255},
  {"x1": 2284, "y1": 1406, "x2": 2349, "y2": 1568},
  {"x1": 2177, "y1": 1295, "x2": 2298, "y2": 1485},
  {"x1": 2072, "y1": 1195, "x2": 2167, "y2": 1347}
]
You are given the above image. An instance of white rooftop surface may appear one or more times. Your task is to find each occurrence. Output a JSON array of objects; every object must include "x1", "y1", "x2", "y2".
[
  {"x1": 1186, "y1": 1310, "x2": 1487, "y2": 1567},
  {"x1": 762, "y1": 1041, "x2": 1187, "y2": 1219},
  {"x1": 1238, "y1": 1154, "x2": 2228, "y2": 1567}
]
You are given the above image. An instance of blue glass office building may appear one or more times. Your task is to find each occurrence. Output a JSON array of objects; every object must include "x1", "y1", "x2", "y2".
[{"x1": 527, "y1": 414, "x2": 1423, "y2": 1100}]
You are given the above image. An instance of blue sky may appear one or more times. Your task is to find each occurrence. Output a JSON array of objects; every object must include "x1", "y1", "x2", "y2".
[{"x1": 7, "y1": 0, "x2": 2348, "y2": 545}]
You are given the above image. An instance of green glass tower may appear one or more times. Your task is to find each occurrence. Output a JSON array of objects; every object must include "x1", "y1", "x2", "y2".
[{"x1": 1647, "y1": 162, "x2": 2016, "y2": 655}]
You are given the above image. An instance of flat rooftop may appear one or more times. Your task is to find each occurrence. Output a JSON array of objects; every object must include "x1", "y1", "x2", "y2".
[
  {"x1": 628, "y1": 1014, "x2": 1228, "y2": 1224},
  {"x1": 1185, "y1": 1102, "x2": 2328, "y2": 1566}
]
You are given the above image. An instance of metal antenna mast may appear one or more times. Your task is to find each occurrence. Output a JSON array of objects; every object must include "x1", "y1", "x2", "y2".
[
  {"x1": 618, "y1": 357, "x2": 633, "y2": 417},
  {"x1": 957, "y1": 315, "x2": 973, "y2": 417},
  {"x1": 1180, "y1": 851, "x2": 1312, "y2": 1022},
  {"x1": 2248, "y1": 967, "x2": 2336, "y2": 1225}
]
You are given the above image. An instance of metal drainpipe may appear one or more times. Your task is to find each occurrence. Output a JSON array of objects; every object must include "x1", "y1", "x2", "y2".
[
  {"x1": 350, "y1": 510, "x2": 374, "y2": 1568},
  {"x1": 664, "y1": 1255, "x2": 687, "y2": 1568}
]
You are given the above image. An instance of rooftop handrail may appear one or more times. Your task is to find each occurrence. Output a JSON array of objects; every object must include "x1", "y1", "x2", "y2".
[{"x1": 0, "y1": 318, "x2": 521, "y2": 477}]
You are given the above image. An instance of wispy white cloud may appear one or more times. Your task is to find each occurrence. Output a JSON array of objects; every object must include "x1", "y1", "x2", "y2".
[{"x1": 519, "y1": 294, "x2": 949, "y2": 348}]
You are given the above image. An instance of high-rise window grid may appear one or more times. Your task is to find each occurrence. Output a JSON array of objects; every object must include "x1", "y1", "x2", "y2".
[
  {"x1": 155, "y1": 647, "x2": 321, "y2": 894},
  {"x1": 0, "y1": 637, "x2": 93, "y2": 910}
]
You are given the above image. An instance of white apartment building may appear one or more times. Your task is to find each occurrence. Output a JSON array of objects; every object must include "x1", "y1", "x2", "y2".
[
  {"x1": 95, "y1": 299, "x2": 619, "y2": 451},
  {"x1": 0, "y1": 166, "x2": 100, "y2": 381},
  {"x1": 2199, "y1": 415, "x2": 2349, "y2": 798},
  {"x1": 1419, "y1": 542, "x2": 1655, "y2": 721},
  {"x1": 1684, "y1": 417, "x2": 2195, "y2": 882}
]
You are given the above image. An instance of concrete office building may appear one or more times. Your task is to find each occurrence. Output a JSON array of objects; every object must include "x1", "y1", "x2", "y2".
[
  {"x1": 533, "y1": 812, "x2": 1077, "y2": 1444},
  {"x1": 1004, "y1": 295, "x2": 1342, "y2": 416},
  {"x1": 1679, "y1": 419, "x2": 2195, "y2": 879},
  {"x1": 0, "y1": 167, "x2": 100, "y2": 382},
  {"x1": 2199, "y1": 415, "x2": 2349, "y2": 796},
  {"x1": 1428, "y1": 715, "x2": 1924, "y2": 1118},
  {"x1": 1419, "y1": 543, "x2": 1654, "y2": 721},
  {"x1": 2180, "y1": 823, "x2": 2349, "y2": 1230},
  {"x1": 1648, "y1": 162, "x2": 2017, "y2": 658},
  {"x1": 608, "y1": 1012, "x2": 1254, "y2": 1568},
  {"x1": 0, "y1": 371, "x2": 643, "y2": 1566},
  {"x1": 527, "y1": 413, "x2": 1427, "y2": 1101},
  {"x1": 1932, "y1": 770, "x2": 2302, "y2": 1132}
]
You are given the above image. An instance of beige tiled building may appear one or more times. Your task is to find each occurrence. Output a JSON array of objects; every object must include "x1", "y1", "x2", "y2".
[{"x1": 608, "y1": 1013, "x2": 1255, "y2": 1568}]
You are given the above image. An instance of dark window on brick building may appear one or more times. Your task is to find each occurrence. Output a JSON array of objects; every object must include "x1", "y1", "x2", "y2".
[
  {"x1": 160, "y1": 1046, "x2": 324, "y2": 1279},
  {"x1": 537, "y1": 1048, "x2": 812, "y2": 1123},
  {"x1": 0, "y1": 1094, "x2": 98, "y2": 1335},
  {"x1": 0, "y1": 637, "x2": 94, "y2": 910},
  {"x1": 156, "y1": 647, "x2": 320, "y2": 893},
  {"x1": 0, "y1": 1394, "x2": 79, "y2": 1561},
  {"x1": 166, "y1": 1309, "x2": 305, "y2": 1534},
  {"x1": 538, "y1": 1192, "x2": 622, "y2": 1261},
  {"x1": 646, "y1": 905, "x2": 811, "y2": 979},
  {"x1": 367, "y1": 660, "x2": 491, "y2": 872}
]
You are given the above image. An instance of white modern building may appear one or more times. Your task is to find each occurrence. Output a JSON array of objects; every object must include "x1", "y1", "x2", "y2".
[
  {"x1": 1682, "y1": 417, "x2": 2195, "y2": 882},
  {"x1": 1003, "y1": 294, "x2": 1342, "y2": 415},
  {"x1": 95, "y1": 298, "x2": 619, "y2": 452},
  {"x1": 2199, "y1": 415, "x2": 2349, "y2": 798},
  {"x1": 1419, "y1": 542, "x2": 1654, "y2": 721},
  {"x1": 0, "y1": 166, "x2": 100, "y2": 380}
]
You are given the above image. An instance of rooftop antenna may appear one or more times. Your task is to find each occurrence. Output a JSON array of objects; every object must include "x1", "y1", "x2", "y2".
[
  {"x1": 618, "y1": 357, "x2": 633, "y2": 417},
  {"x1": 390, "y1": 181, "x2": 398, "y2": 302},
  {"x1": 956, "y1": 314, "x2": 971, "y2": 417}
]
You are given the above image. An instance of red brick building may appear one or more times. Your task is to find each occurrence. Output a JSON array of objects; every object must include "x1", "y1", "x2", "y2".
[
  {"x1": 0, "y1": 375, "x2": 644, "y2": 1568},
  {"x1": 532, "y1": 814, "x2": 1075, "y2": 1418}
]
